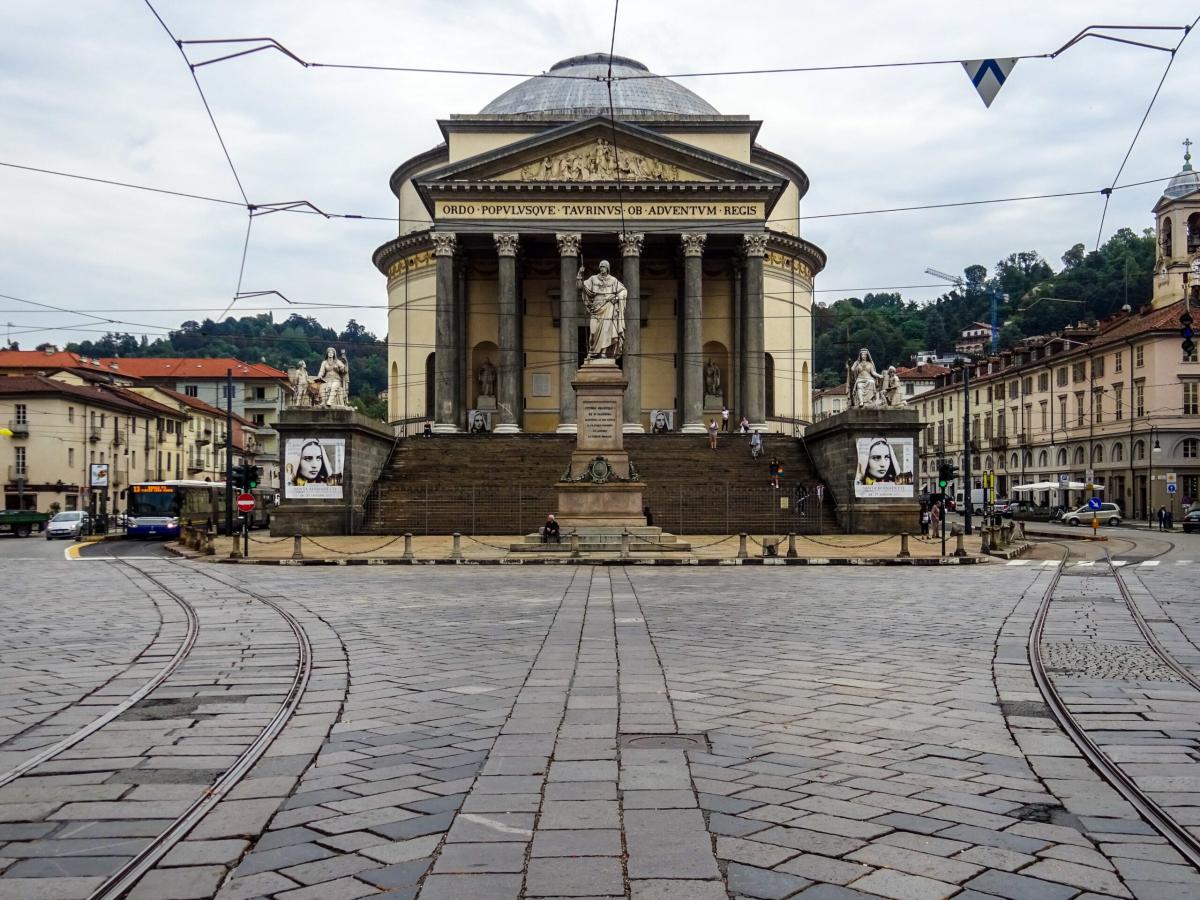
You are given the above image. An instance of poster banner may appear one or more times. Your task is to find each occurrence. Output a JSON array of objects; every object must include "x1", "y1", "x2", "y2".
[
  {"x1": 89, "y1": 462, "x2": 110, "y2": 488},
  {"x1": 468, "y1": 410, "x2": 492, "y2": 433},
  {"x1": 854, "y1": 436, "x2": 914, "y2": 498},
  {"x1": 284, "y1": 438, "x2": 345, "y2": 499},
  {"x1": 649, "y1": 410, "x2": 674, "y2": 433}
]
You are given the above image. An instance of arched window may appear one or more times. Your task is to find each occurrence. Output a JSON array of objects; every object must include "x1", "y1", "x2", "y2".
[
  {"x1": 1183, "y1": 438, "x2": 1199, "y2": 459},
  {"x1": 390, "y1": 362, "x2": 399, "y2": 421},
  {"x1": 1134, "y1": 439, "x2": 1145, "y2": 461},
  {"x1": 1073, "y1": 446, "x2": 1085, "y2": 465},
  {"x1": 1189, "y1": 213, "x2": 1200, "y2": 254},
  {"x1": 765, "y1": 353, "x2": 775, "y2": 417},
  {"x1": 1011, "y1": 452, "x2": 1019, "y2": 469},
  {"x1": 1023, "y1": 451, "x2": 1033, "y2": 467},
  {"x1": 1092, "y1": 445, "x2": 1104, "y2": 463},
  {"x1": 1038, "y1": 450, "x2": 1048, "y2": 467},
  {"x1": 1057, "y1": 448, "x2": 1068, "y2": 466},
  {"x1": 985, "y1": 455, "x2": 994, "y2": 471},
  {"x1": 1112, "y1": 443, "x2": 1124, "y2": 462},
  {"x1": 425, "y1": 352, "x2": 436, "y2": 419},
  {"x1": 1162, "y1": 217, "x2": 1174, "y2": 257}
]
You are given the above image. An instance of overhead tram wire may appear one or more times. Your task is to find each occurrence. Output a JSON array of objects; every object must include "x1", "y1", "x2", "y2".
[
  {"x1": 604, "y1": 0, "x2": 628, "y2": 239},
  {"x1": 1093, "y1": 15, "x2": 1199, "y2": 250}
]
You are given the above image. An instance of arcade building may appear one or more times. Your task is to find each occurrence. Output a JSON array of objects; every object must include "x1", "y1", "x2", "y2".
[{"x1": 373, "y1": 53, "x2": 826, "y2": 436}]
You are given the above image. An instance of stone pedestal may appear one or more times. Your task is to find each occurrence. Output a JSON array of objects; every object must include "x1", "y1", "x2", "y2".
[
  {"x1": 556, "y1": 358, "x2": 645, "y2": 528},
  {"x1": 804, "y1": 407, "x2": 921, "y2": 535},
  {"x1": 271, "y1": 408, "x2": 395, "y2": 536}
]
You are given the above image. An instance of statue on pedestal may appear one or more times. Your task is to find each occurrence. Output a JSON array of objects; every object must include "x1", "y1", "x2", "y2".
[
  {"x1": 576, "y1": 260, "x2": 627, "y2": 359},
  {"x1": 291, "y1": 347, "x2": 351, "y2": 410},
  {"x1": 289, "y1": 361, "x2": 314, "y2": 408},
  {"x1": 881, "y1": 365, "x2": 906, "y2": 408},
  {"x1": 846, "y1": 348, "x2": 883, "y2": 409},
  {"x1": 477, "y1": 359, "x2": 496, "y2": 398}
]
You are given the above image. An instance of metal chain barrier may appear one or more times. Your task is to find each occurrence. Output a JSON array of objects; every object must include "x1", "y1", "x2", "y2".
[
  {"x1": 247, "y1": 534, "x2": 294, "y2": 545},
  {"x1": 461, "y1": 534, "x2": 517, "y2": 552},
  {"x1": 794, "y1": 533, "x2": 900, "y2": 549},
  {"x1": 302, "y1": 535, "x2": 406, "y2": 556}
]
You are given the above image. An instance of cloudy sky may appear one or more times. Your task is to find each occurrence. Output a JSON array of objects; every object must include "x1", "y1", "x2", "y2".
[{"x1": 2, "y1": 1, "x2": 1198, "y2": 349}]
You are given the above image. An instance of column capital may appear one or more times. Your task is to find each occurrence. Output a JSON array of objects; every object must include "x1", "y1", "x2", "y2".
[
  {"x1": 493, "y1": 232, "x2": 520, "y2": 257},
  {"x1": 555, "y1": 232, "x2": 582, "y2": 257},
  {"x1": 742, "y1": 232, "x2": 769, "y2": 258},
  {"x1": 681, "y1": 232, "x2": 707, "y2": 257},
  {"x1": 431, "y1": 232, "x2": 457, "y2": 257},
  {"x1": 619, "y1": 232, "x2": 645, "y2": 257}
]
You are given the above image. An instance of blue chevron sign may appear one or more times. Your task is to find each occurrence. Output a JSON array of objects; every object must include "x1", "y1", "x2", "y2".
[{"x1": 961, "y1": 58, "x2": 1017, "y2": 108}]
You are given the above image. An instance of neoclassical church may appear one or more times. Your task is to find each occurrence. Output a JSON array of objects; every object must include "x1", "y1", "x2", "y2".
[{"x1": 373, "y1": 53, "x2": 826, "y2": 434}]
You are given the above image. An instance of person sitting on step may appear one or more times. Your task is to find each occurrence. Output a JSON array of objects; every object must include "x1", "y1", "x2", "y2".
[{"x1": 541, "y1": 513, "x2": 561, "y2": 544}]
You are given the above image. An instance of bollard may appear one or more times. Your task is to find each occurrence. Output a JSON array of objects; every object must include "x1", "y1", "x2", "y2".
[
  {"x1": 786, "y1": 532, "x2": 797, "y2": 558},
  {"x1": 402, "y1": 532, "x2": 413, "y2": 560},
  {"x1": 738, "y1": 532, "x2": 748, "y2": 559},
  {"x1": 570, "y1": 531, "x2": 581, "y2": 559},
  {"x1": 451, "y1": 532, "x2": 462, "y2": 560},
  {"x1": 897, "y1": 532, "x2": 911, "y2": 558},
  {"x1": 979, "y1": 527, "x2": 991, "y2": 554},
  {"x1": 203, "y1": 527, "x2": 215, "y2": 556},
  {"x1": 620, "y1": 529, "x2": 630, "y2": 560},
  {"x1": 954, "y1": 529, "x2": 967, "y2": 557},
  {"x1": 1004, "y1": 523, "x2": 1015, "y2": 546},
  {"x1": 292, "y1": 533, "x2": 304, "y2": 560}
]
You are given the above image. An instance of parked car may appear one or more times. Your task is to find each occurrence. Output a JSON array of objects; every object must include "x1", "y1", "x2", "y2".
[
  {"x1": 45, "y1": 511, "x2": 90, "y2": 541},
  {"x1": 1182, "y1": 509, "x2": 1200, "y2": 534},
  {"x1": 1063, "y1": 502, "x2": 1122, "y2": 527}
]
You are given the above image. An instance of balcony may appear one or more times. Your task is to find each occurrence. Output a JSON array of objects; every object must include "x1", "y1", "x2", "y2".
[
  {"x1": 196, "y1": 426, "x2": 212, "y2": 446},
  {"x1": 144, "y1": 433, "x2": 152, "y2": 451},
  {"x1": 1018, "y1": 432, "x2": 1030, "y2": 446},
  {"x1": 7, "y1": 464, "x2": 30, "y2": 483},
  {"x1": 992, "y1": 435, "x2": 1008, "y2": 451},
  {"x1": 186, "y1": 457, "x2": 204, "y2": 473},
  {"x1": 6, "y1": 420, "x2": 29, "y2": 437},
  {"x1": 112, "y1": 431, "x2": 124, "y2": 447},
  {"x1": 88, "y1": 427, "x2": 101, "y2": 443}
]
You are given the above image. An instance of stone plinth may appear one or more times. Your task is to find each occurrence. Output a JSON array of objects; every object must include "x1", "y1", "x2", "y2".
[
  {"x1": 271, "y1": 407, "x2": 395, "y2": 536},
  {"x1": 804, "y1": 407, "x2": 921, "y2": 535},
  {"x1": 557, "y1": 358, "x2": 645, "y2": 528}
]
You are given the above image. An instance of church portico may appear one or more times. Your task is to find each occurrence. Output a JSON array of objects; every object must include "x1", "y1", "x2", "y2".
[{"x1": 374, "y1": 54, "x2": 825, "y2": 436}]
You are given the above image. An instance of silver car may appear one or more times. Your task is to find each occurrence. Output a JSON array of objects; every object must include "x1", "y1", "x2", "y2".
[
  {"x1": 1064, "y1": 502, "x2": 1122, "y2": 527},
  {"x1": 45, "y1": 511, "x2": 89, "y2": 540}
]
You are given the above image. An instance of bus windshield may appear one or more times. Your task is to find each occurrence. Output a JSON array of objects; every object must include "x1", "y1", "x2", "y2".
[{"x1": 128, "y1": 486, "x2": 179, "y2": 517}]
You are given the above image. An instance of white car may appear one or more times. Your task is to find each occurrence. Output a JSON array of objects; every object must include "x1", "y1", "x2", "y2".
[
  {"x1": 1064, "y1": 502, "x2": 1122, "y2": 527},
  {"x1": 45, "y1": 511, "x2": 89, "y2": 540}
]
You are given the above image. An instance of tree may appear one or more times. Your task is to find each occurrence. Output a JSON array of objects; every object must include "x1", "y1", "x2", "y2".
[{"x1": 923, "y1": 309, "x2": 948, "y2": 353}]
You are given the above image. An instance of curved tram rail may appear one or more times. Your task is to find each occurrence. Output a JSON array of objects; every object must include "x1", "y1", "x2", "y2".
[{"x1": 1028, "y1": 543, "x2": 1200, "y2": 871}]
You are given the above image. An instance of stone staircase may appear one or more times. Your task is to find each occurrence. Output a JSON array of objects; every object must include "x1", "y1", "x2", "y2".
[{"x1": 362, "y1": 433, "x2": 838, "y2": 535}]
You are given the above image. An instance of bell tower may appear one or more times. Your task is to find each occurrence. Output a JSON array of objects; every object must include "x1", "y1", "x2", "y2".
[{"x1": 1151, "y1": 140, "x2": 1200, "y2": 308}]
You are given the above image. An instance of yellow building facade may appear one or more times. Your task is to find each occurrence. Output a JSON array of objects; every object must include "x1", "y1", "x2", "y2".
[{"x1": 375, "y1": 54, "x2": 825, "y2": 435}]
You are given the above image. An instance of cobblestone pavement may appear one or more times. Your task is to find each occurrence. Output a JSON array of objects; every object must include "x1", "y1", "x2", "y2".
[{"x1": 4, "y1": 554, "x2": 1200, "y2": 897}]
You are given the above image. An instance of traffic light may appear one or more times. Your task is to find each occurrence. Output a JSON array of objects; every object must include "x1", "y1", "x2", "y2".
[
  {"x1": 938, "y1": 461, "x2": 959, "y2": 488},
  {"x1": 246, "y1": 465, "x2": 261, "y2": 489},
  {"x1": 1183, "y1": 308, "x2": 1196, "y2": 358}
]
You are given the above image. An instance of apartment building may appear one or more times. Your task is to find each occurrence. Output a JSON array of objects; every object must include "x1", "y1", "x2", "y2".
[
  {"x1": 0, "y1": 375, "x2": 188, "y2": 511},
  {"x1": 812, "y1": 384, "x2": 848, "y2": 422},
  {"x1": 129, "y1": 386, "x2": 258, "y2": 484}
]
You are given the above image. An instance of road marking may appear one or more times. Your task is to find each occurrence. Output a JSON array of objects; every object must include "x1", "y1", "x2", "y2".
[
  {"x1": 1176, "y1": 560, "x2": 1192, "y2": 565},
  {"x1": 1074, "y1": 561, "x2": 1096, "y2": 568},
  {"x1": 1006, "y1": 560, "x2": 1031, "y2": 566},
  {"x1": 64, "y1": 543, "x2": 82, "y2": 561},
  {"x1": 1111, "y1": 560, "x2": 1129, "y2": 567},
  {"x1": 1042, "y1": 560, "x2": 1059, "y2": 567},
  {"x1": 1140, "y1": 560, "x2": 1160, "y2": 567}
]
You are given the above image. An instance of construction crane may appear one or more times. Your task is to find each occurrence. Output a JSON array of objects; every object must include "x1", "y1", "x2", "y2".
[{"x1": 925, "y1": 266, "x2": 999, "y2": 353}]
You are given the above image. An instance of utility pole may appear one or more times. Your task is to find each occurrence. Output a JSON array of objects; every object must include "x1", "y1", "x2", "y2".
[{"x1": 225, "y1": 368, "x2": 234, "y2": 536}]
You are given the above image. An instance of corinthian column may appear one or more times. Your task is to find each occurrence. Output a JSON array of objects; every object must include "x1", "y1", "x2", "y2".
[
  {"x1": 742, "y1": 232, "x2": 768, "y2": 430},
  {"x1": 431, "y1": 232, "x2": 459, "y2": 433},
  {"x1": 620, "y1": 232, "x2": 645, "y2": 433},
  {"x1": 493, "y1": 233, "x2": 521, "y2": 433},
  {"x1": 555, "y1": 232, "x2": 581, "y2": 434},
  {"x1": 680, "y1": 232, "x2": 707, "y2": 434}
]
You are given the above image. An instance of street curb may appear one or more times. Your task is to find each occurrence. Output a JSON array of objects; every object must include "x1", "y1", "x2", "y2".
[
  {"x1": 195, "y1": 555, "x2": 983, "y2": 567},
  {"x1": 1025, "y1": 529, "x2": 1109, "y2": 542}
]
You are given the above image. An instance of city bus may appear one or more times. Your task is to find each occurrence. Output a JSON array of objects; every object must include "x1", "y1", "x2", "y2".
[{"x1": 124, "y1": 481, "x2": 273, "y2": 538}]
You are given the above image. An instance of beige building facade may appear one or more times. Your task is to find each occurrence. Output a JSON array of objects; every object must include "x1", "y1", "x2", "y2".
[{"x1": 375, "y1": 54, "x2": 825, "y2": 436}]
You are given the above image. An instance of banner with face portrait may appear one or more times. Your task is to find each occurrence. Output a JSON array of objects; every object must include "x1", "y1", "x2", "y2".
[
  {"x1": 854, "y1": 436, "x2": 914, "y2": 498},
  {"x1": 285, "y1": 438, "x2": 345, "y2": 499},
  {"x1": 649, "y1": 409, "x2": 674, "y2": 433}
]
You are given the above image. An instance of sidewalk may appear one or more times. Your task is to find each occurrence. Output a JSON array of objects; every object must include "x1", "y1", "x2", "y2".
[{"x1": 189, "y1": 531, "x2": 989, "y2": 565}]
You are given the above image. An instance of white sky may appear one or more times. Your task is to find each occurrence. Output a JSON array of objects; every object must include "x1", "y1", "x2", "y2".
[{"x1": 2, "y1": 1, "x2": 1197, "y2": 348}]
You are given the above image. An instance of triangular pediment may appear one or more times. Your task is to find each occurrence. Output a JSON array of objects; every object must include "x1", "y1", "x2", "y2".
[{"x1": 416, "y1": 117, "x2": 783, "y2": 188}]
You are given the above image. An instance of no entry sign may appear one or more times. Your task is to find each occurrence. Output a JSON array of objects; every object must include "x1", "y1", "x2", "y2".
[{"x1": 236, "y1": 493, "x2": 255, "y2": 513}]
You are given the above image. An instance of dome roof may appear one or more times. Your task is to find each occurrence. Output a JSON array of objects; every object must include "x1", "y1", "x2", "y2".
[
  {"x1": 480, "y1": 53, "x2": 719, "y2": 117},
  {"x1": 1163, "y1": 145, "x2": 1200, "y2": 199}
]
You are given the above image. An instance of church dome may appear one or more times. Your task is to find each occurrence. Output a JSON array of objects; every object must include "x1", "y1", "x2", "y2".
[
  {"x1": 480, "y1": 53, "x2": 719, "y2": 117},
  {"x1": 1163, "y1": 145, "x2": 1200, "y2": 199}
]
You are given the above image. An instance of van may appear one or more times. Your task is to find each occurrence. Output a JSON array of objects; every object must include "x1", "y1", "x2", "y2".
[{"x1": 1063, "y1": 502, "x2": 1122, "y2": 527}]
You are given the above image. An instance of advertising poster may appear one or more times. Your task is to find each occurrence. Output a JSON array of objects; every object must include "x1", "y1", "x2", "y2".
[
  {"x1": 89, "y1": 462, "x2": 110, "y2": 488},
  {"x1": 468, "y1": 410, "x2": 492, "y2": 433},
  {"x1": 649, "y1": 410, "x2": 674, "y2": 433},
  {"x1": 284, "y1": 438, "x2": 345, "y2": 499},
  {"x1": 853, "y1": 436, "x2": 914, "y2": 498}
]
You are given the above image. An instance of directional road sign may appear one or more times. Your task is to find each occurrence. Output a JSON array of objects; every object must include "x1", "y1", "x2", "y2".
[
  {"x1": 1059, "y1": 473, "x2": 1069, "y2": 484},
  {"x1": 1168, "y1": 483, "x2": 1178, "y2": 494},
  {"x1": 1088, "y1": 497, "x2": 1103, "y2": 511},
  {"x1": 236, "y1": 493, "x2": 256, "y2": 513},
  {"x1": 962, "y1": 58, "x2": 1017, "y2": 108}
]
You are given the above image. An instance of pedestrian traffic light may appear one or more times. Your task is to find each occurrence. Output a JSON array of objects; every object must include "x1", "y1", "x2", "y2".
[{"x1": 1183, "y1": 309, "x2": 1196, "y2": 358}]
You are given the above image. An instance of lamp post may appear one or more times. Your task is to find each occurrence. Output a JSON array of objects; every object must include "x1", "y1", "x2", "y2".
[{"x1": 1147, "y1": 426, "x2": 1162, "y2": 526}]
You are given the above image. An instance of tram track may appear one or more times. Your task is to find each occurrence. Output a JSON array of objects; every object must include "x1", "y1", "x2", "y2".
[
  {"x1": 0, "y1": 543, "x2": 315, "y2": 900},
  {"x1": 1028, "y1": 540, "x2": 1200, "y2": 871}
]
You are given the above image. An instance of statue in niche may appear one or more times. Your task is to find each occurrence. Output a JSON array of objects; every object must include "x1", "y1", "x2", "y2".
[
  {"x1": 477, "y1": 359, "x2": 496, "y2": 398},
  {"x1": 577, "y1": 260, "x2": 628, "y2": 359},
  {"x1": 704, "y1": 359, "x2": 722, "y2": 398}
]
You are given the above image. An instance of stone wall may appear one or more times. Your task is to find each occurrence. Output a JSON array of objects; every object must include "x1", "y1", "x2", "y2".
[
  {"x1": 271, "y1": 408, "x2": 395, "y2": 536},
  {"x1": 804, "y1": 408, "x2": 922, "y2": 535}
]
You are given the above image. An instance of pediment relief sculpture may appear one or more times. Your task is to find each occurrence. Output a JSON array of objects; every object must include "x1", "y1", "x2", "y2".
[{"x1": 505, "y1": 138, "x2": 697, "y2": 183}]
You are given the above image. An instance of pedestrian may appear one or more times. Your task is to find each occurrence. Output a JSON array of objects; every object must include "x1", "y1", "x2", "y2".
[
  {"x1": 1158, "y1": 505, "x2": 1167, "y2": 531},
  {"x1": 541, "y1": 513, "x2": 560, "y2": 544},
  {"x1": 769, "y1": 456, "x2": 781, "y2": 489},
  {"x1": 1165, "y1": 508, "x2": 1174, "y2": 531},
  {"x1": 738, "y1": 415, "x2": 750, "y2": 434},
  {"x1": 721, "y1": 405, "x2": 730, "y2": 432},
  {"x1": 750, "y1": 429, "x2": 763, "y2": 459},
  {"x1": 920, "y1": 505, "x2": 930, "y2": 537},
  {"x1": 422, "y1": 422, "x2": 433, "y2": 437},
  {"x1": 930, "y1": 501, "x2": 941, "y2": 533},
  {"x1": 643, "y1": 505, "x2": 653, "y2": 527},
  {"x1": 708, "y1": 418, "x2": 718, "y2": 451}
]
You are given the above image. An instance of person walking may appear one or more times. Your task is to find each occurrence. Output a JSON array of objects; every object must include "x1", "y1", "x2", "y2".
[
  {"x1": 749, "y1": 429, "x2": 763, "y2": 459},
  {"x1": 920, "y1": 505, "x2": 930, "y2": 537},
  {"x1": 930, "y1": 501, "x2": 941, "y2": 534},
  {"x1": 1158, "y1": 505, "x2": 1167, "y2": 531},
  {"x1": 708, "y1": 418, "x2": 719, "y2": 451},
  {"x1": 721, "y1": 406, "x2": 730, "y2": 433},
  {"x1": 769, "y1": 456, "x2": 782, "y2": 490}
]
